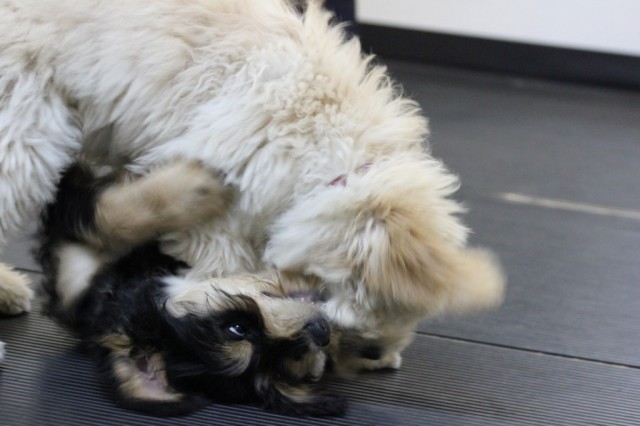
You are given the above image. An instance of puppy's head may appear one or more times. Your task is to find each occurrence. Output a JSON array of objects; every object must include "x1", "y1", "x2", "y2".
[
  {"x1": 265, "y1": 154, "x2": 505, "y2": 369},
  {"x1": 96, "y1": 274, "x2": 344, "y2": 416},
  {"x1": 267, "y1": 154, "x2": 505, "y2": 317},
  {"x1": 155, "y1": 274, "x2": 345, "y2": 416}
]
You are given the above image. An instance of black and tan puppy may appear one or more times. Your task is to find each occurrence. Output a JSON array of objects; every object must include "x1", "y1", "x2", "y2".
[{"x1": 38, "y1": 161, "x2": 345, "y2": 417}]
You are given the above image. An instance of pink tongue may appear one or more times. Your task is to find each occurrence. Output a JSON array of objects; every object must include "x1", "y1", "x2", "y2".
[{"x1": 329, "y1": 175, "x2": 347, "y2": 186}]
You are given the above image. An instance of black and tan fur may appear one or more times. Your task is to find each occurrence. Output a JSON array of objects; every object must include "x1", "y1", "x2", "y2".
[{"x1": 38, "y1": 161, "x2": 345, "y2": 417}]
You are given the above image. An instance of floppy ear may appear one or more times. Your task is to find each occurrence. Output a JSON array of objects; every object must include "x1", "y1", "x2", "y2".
[
  {"x1": 266, "y1": 156, "x2": 505, "y2": 316},
  {"x1": 353, "y1": 211, "x2": 505, "y2": 315},
  {"x1": 95, "y1": 335, "x2": 209, "y2": 416},
  {"x1": 256, "y1": 376, "x2": 346, "y2": 417}
]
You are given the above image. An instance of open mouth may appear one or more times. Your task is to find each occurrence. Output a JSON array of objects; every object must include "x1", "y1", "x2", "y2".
[
  {"x1": 261, "y1": 290, "x2": 326, "y2": 304},
  {"x1": 287, "y1": 291, "x2": 326, "y2": 304}
]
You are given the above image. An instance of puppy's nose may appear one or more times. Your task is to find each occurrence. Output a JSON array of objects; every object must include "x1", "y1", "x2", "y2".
[{"x1": 304, "y1": 317, "x2": 331, "y2": 347}]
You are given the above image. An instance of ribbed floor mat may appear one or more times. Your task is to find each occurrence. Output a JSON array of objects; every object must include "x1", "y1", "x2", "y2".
[
  {"x1": 2, "y1": 279, "x2": 639, "y2": 426},
  {"x1": 2, "y1": 238, "x2": 40, "y2": 274}
]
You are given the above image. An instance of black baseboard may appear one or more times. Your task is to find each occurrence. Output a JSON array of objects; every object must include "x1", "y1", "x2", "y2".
[
  {"x1": 324, "y1": 0, "x2": 357, "y2": 35},
  {"x1": 358, "y1": 24, "x2": 640, "y2": 90}
]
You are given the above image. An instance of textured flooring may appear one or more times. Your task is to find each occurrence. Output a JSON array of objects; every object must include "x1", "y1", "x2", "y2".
[{"x1": 2, "y1": 60, "x2": 640, "y2": 425}]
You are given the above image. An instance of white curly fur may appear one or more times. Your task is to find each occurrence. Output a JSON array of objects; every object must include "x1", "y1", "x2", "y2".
[{"x1": 0, "y1": 0, "x2": 504, "y2": 371}]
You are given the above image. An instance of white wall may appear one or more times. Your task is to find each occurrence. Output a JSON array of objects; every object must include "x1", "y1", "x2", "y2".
[{"x1": 356, "y1": 0, "x2": 640, "y2": 57}]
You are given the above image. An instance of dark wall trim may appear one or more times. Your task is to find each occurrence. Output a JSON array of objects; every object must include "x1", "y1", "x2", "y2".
[
  {"x1": 325, "y1": 0, "x2": 357, "y2": 35},
  {"x1": 325, "y1": 0, "x2": 355, "y2": 23},
  {"x1": 358, "y1": 24, "x2": 640, "y2": 90}
]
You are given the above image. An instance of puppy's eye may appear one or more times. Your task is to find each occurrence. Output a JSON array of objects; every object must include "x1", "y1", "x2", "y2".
[{"x1": 227, "y1": 324, "x2": 247, "y2": 339}]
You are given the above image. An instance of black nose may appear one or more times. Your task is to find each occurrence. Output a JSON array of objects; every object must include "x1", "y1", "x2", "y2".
[{"x1": 304, "y1": 317, "x2": 331, "y2": 347}]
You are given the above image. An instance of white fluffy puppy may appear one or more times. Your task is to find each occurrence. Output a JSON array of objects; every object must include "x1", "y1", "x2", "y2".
[{"x1": 0, "y1": 0, "x2": 504, "y2": 371}]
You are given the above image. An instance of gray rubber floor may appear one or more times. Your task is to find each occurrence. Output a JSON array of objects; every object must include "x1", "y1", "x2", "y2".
[{"x1": 2, "y1": 60, "x2": 640, "y2": 425}]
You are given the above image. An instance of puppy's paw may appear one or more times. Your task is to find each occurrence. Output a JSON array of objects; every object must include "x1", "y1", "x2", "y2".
[
  {"x1": 143, "y1": 160, "x2": 230, "y2": 228},
  {"x1": 360, "y1": 351, "x2": 402, "y2": 371},
  {"x1": 0, "y1": 264, "x2": 34, "y2": 315},
  {"x1": 0, "y1": 341, "x2": 6, "y2": 364},
  {"x1": 261, "y1": 381, "x2": 347, "y2": 417},
  {"x1": 330, "y1": 345, "x2": 403, "y2": 376},
  {"x1": 307, "y1": 352, "x2": 327, "y2": 382}
]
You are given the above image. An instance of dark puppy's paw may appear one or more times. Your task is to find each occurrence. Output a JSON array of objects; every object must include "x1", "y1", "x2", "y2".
[
  {"x1": 96, "y1": 340, "x2": 211, "y2": 417},
  {"x1": 297, "y1": 393, "x2": 347, "y2": 417},
  {"x1": 155, "y1": 160, "x2": 230, "y2": 224},
  {"x1": 116, "y1": 392, "x2": 210, "y2": 417},
  {"x1": 260, "y1": 381, "x2": 347, "y2": 417}
]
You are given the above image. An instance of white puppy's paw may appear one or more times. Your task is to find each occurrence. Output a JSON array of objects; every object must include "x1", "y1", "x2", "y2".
[
  {"x1": 382, "y1": 352, "x2": 402, "y2": 370},
  {"x1": 0, "y1": 341, "x2": 5, "y2": 364},
  {"x1": 0, "y1": 263, "x2": 34, "y2": 315},
  {"x1": 331, "y1": 347, "x2": 404, "y2": 376},
  {"x1": 359, "y1": 351, "x2": 402, "y2": 371}
]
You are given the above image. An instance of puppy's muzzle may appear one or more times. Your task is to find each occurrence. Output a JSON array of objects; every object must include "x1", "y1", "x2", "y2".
[{"x1": 304, "y1": 317, "x2": 331, "y2": 347}]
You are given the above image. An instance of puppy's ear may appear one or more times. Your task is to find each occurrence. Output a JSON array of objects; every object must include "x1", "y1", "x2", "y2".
[
  {"x1": 256, "y1": 376, "x2": 346, "y2": 417},
  {"x1": 347, "y1": 157, "x2": 506, "y2": 316},
  {"x1": 354, "y1": 210, "x2": 505, "y2": 316},
  {"x1": 96, "y1": 335, "x2": 208, "y2": 416},
  {"x1": 266, "y1": 156, "x2": 505, "y2": 316}
]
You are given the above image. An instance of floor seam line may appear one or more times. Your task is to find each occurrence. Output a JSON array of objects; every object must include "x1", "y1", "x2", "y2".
[
  {"x1": 494, "y1": 192, "x2": 640, "y2": 221},
  {"x1": 416, "y1": 331, "x2": 640, "y2": 370}
]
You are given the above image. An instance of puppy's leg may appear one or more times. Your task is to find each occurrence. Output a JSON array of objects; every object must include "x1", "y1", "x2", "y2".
[
  {"x1": 0, "y1": 72, "x2": 81, "y2": 315},
  {"x1": 327, "y1": 328, "x2": 411, "y2": 377},
  {"x1": 40, "y1": 161, "x2": 228, "y2": 315},
  {"x1": 95, "y1": 161, "x2": 229, "y2": 251},
  {"x1": 46, "y1": 161, "x2": 229, "y2": 253},
  {"x1": 0, "y1": 263, "x2": 34, "y2": 315},
  {"x1": 42, "y1": 240, "x2": 207, "y2": 414},
  {"x1": 96, "y1": 334, "x2": 209, "y2": 416}
]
